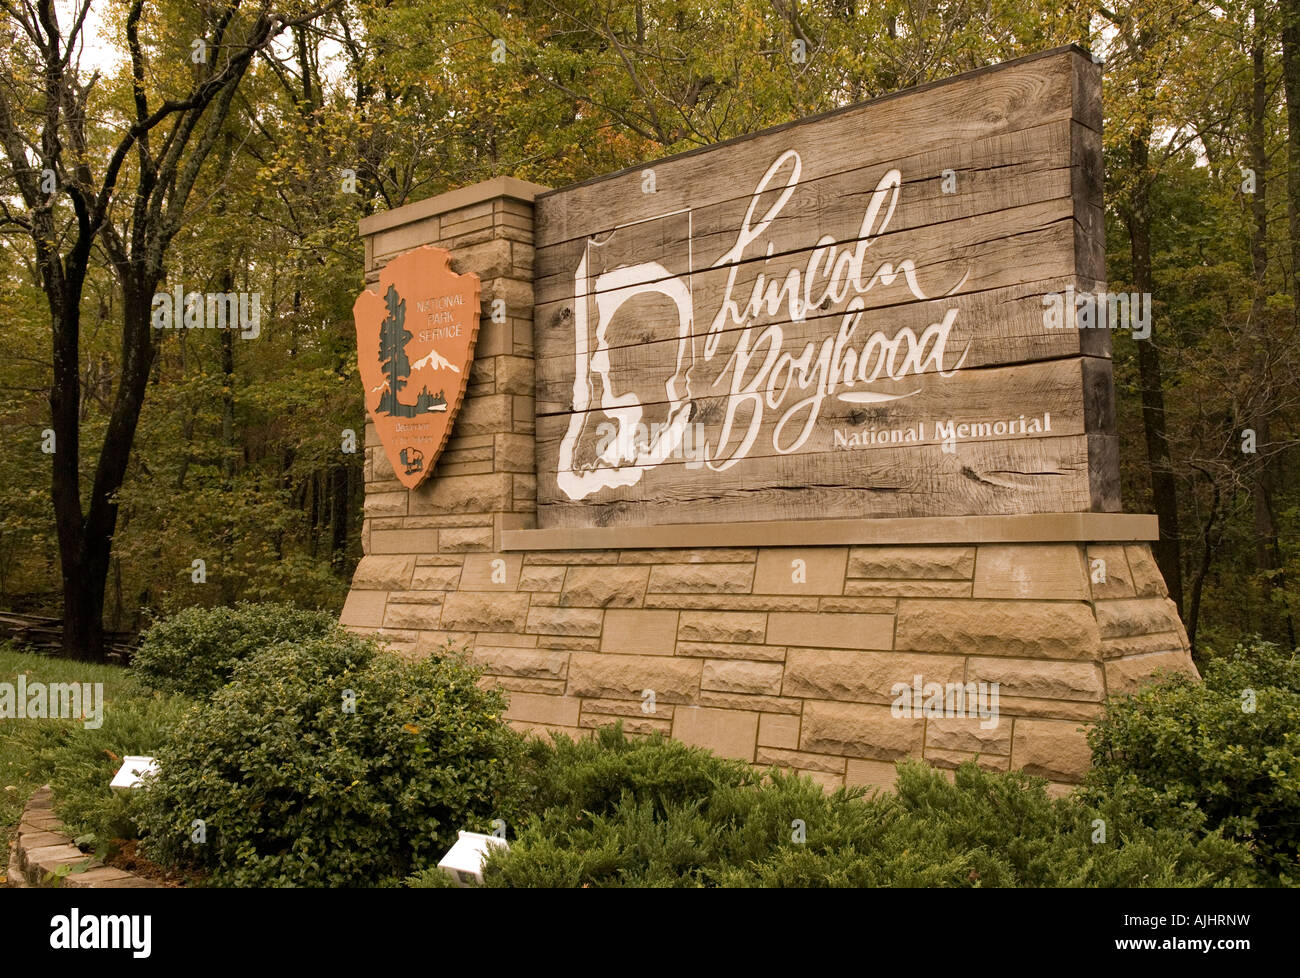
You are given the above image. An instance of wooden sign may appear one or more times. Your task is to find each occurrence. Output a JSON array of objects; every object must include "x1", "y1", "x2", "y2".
[
  {"x1": 354, "y1": 246, "x2": 481, "y2": 489},
  {"x1": 533, "y1": 46, "x2": 1115, "y2": 528}
]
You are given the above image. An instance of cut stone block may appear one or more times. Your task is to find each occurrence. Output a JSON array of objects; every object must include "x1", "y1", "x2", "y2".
[
  {"x1": 972, "y1": 544, "x2": 1089, "y2": 600},
  {"x1": 601, "y1": 609, "x2": 679, "y2": 654},
  {"x1": 751, "y1": 549, "x2": 847, "y2": 595},
  {"x1": 672, "y1": 706, "x2": 759, "y2": 762}
]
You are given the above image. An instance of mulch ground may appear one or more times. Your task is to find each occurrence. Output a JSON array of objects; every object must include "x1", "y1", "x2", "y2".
[{"x1": 99, "y1": 838, "x2": 197, "y2": 888}]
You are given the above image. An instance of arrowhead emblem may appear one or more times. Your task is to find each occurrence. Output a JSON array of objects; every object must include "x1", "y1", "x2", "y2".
[{"x1": 353, "y1": 246, "x2": 481, "y2": 489}]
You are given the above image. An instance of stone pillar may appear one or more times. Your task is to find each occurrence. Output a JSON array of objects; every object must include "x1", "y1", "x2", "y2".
[{"x1": 341, "y1": 177, "x2": 549, "y2": 656}]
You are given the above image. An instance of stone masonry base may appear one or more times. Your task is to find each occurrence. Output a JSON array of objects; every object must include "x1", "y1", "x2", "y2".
[{"x1": 342, "y1": 533, "x2": 1196, "y2": 792}]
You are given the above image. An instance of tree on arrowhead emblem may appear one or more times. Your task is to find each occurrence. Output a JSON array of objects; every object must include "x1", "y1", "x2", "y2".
[{"x1": 376, "y1": 283, "x2": 417, "y2": 417}]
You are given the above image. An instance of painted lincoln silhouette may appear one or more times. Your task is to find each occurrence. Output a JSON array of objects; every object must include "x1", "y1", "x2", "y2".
[{"x1": 557, "y1": 245, "x2": 696, "y2": 501}]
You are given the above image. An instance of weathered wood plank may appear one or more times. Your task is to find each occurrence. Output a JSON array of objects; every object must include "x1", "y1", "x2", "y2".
[
  {"x1": 534, "y1": 117, "x2": 1090, "y2": 296},
  {"x1": 1071, "y1": 52, "x2": 1103, "y2": 134},
  {"x1": 1071, "y1": 120, "x2": 1106, "y2": 280},
  {"x1": 536, "y1": 433, "x2": 1099, "y2": 527},
  {"x1": 534, "y1": 142, "x2": 1094, "y2": 309},
  {"x1": 535, "y1": 50, "x2": 1087, "y2": 248},
  {"x1": 538, "y1": 357, "x2": 1107, "y2": 484},
  {"x1": 535, "y1": 275, "x2": 1110, "y2": 413}
]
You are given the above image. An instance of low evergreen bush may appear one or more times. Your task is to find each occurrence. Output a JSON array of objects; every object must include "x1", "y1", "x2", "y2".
[
  {"x1": 43, "y1": 691, "x2": 191, "y2": 852},
  {"x1": 473, "y1": 727, "x2": 1252, "y2": 888}
]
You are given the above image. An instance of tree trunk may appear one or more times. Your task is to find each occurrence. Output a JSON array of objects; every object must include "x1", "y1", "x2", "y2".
[
  {"x1": 308, "y1": 469, "x2": 320, "y2": 559},
  {"x1": 1280, "y1": 0, "x2": 1300, "y2": 646},
  {"x1": 221, "y1": 298, "x2": 236, "y2": 480},
  {"x1": 60, "y1": 280, "x2": 158, "y2": 660},
  {"x1": 1248, "y1": 17, "x2": 1275, "y2": 574},
  {"x1": 1283, "y1": 0, "x2": 1300, "y2": 301},
  {"x1": 48, "y1": 264, "x2": 103, "y2": 660},
  {"x1": 1187, "y1": 474, "x2": 1221, "y2": 662},
  {"x1": 1126, "y1": 132, "x2": 1184, "y2": 612},
  {"x1": 1246, "y1": 13, "x2": 1293, "y2": 645},
  {"x1": 331, "y1": 464, "x2": 349, "y2": 569}
]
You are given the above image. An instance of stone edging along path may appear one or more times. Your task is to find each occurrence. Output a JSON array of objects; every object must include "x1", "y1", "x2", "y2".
[{"x1": 5, "y1": 785, "x2": 157, "y2": 888}]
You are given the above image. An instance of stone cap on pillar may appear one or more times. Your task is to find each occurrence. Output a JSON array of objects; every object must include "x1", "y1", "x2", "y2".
[
  {"x1": 359, "y1": 177, "x2": 553, "y2": 238},
  {"x1": 502, "y1": 512, "x2": 1161, "y2": 551}
]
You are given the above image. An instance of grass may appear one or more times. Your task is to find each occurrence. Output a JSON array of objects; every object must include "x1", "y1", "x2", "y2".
[{"x1": 0, "y1": 642, "x2": 149, "y2": 881}]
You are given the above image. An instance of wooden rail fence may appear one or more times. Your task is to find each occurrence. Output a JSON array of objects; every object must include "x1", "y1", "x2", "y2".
[{"x1": 0, "y1": 612, "x2": 136, "y2": 663}]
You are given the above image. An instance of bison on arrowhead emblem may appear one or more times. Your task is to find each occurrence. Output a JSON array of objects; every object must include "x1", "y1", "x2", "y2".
[{"x1": 353, "y1": 246, "x2": 482, "y2": 490}]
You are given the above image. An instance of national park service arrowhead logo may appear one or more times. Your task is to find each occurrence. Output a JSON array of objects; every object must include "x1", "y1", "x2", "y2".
[{"x1": 353, "y1": 246, "x2": 481, "y2": 489}]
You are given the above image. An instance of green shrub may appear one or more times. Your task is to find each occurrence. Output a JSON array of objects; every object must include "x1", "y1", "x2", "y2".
[
  {"x1": 405, "y1": 865, "x2": 468, "y2": 888},
  {"x1": 136, "y1": 635, "x2": 525, "y2": 887},
  {"x1": 1084, "y1": 637, "x2": 1300, "y2": 881},
  {"x1": 131, "y1": 601, "x2": 340, "y2": 699},
  {"x1": 481, "y1": 729, "x2": 1252, "y2": 887}
]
